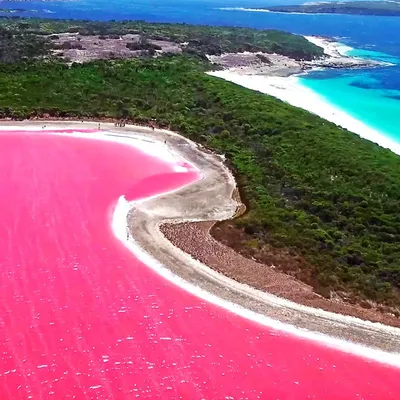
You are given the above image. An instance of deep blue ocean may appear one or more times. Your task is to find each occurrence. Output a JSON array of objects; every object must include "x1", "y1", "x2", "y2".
[{"x1": 2, "y1": 0, "x2": 400, "y2": 144}]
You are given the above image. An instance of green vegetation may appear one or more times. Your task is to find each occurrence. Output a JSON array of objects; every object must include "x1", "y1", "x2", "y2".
[
  {"x1": 0, "y1": 25, "x2": 50, "y2": 62},
  {"x1": 0, "y1": 17, "x2": 324, "y2": 61},
  {"x1": 0, "y1": 55, "x2": 400, "y2": 309},
  {"x1": 263, "y1": 1, "x2": 400, "y2": 17},
  {"x1": 125, "y1": 36, "x2": 162, "y2": 55}
]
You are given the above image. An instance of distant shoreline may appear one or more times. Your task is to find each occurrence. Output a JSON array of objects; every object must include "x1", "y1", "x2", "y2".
[
  {"x1": 219, "y1": 2, "x2": 400, "y2": 18},
  {"x1": 209, "y1": 35, "x2": 400, "y2": 155},
  {"x1": 208, "y1": 35, "x2": 388, "y2": 78}
]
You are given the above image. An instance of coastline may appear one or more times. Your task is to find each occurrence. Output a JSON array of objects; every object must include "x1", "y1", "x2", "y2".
[
  {"x1": 218, "y1": 6, "x2": 400, "y2": 18},
  {"x1": 208, "y1": 36, "x2": 400, "y2": 155},
  {"x1": 304, "y1": 35, "x2": 354, "y2": 57},
  {"x1": 2, "y1": 125, "x2": 400, "y2": 400},
  {"x1": 2, "y1": 121, "x2": 400, "y2": 359}
]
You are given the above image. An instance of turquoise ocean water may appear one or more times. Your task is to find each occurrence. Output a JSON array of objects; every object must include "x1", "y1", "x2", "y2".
[
  {"x1": 1, "y1": 0, "x2": 400, "y2": 146},
  {"x1": 299, "y1": 47, "x2": 400, "y2": 144}
]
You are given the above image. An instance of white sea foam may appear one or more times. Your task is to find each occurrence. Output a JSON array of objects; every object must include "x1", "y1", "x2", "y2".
[
  {"x1": 217, "y1": 7, "x2": 271, "y2": 13},
  {"x1": 217, "y1": 7, "x2": 333, "y2": 16}
]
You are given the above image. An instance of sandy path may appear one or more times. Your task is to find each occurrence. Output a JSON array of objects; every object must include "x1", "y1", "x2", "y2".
[{"x1": 2, "y1": 120, "x2": 400, "y2": 356}]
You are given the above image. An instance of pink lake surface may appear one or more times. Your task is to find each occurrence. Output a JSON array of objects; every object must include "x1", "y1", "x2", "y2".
[{"x1": 0, "y1": 130, "x2": 398, "y2": 400}]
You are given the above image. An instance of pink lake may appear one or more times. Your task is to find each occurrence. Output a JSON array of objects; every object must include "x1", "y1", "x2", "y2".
[{"x1": 0, "y1": 130, "x2": 398, "y2": 399}]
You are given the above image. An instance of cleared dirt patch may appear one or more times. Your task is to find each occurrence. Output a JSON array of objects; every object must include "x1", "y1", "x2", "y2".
[{"x1": 50, "y1": 33, "x2": 182, "y2": 62}]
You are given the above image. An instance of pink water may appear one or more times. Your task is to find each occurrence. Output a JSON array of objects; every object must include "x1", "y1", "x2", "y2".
[{"x1": 0, "y1": 130, "x2": 398, "y2": 400}]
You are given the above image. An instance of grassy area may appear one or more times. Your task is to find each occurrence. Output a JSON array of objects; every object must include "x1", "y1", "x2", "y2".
[{"x1": 0, "y1": 55, "x2": 399, "y2": 309}]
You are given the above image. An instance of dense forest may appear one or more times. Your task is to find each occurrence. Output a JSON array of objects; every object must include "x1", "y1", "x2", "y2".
[
  {"x1": 0, "y1": 25, "x2": 50, "y2": 63},
  {"x1": 0, "y1": 17, "x2": 324, "y2": 62},
  {"x1": 0, "y1": 54, "x2": 399, "y2": 311}
]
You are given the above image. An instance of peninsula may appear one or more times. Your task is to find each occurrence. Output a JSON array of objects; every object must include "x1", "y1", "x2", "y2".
[{"x1": 259, "y1": 1, "x2": 400, "y2": 17}]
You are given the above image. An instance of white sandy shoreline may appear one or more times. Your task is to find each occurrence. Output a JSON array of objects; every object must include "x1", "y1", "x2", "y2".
[
  {"x1": 209, "y1": 36, "x2": 400, "y2": 156},
  {"x1": 304, "y1": 35, "x2": 354, "y2": 57}
]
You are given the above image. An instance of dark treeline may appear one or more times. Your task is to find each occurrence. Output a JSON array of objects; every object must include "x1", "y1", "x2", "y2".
[
  {"x1": 0, "y1": 25, "x2": 50, "y2": 63},
  {"x1": 0, "y1": 55, "x2": 399, "y2": 310}
]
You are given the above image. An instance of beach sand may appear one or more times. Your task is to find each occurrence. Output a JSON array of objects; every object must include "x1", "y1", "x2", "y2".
[
  {"x1": 304, "y1": 35, "x2": 354, "y2": 57},
  {"x1": 209, "y1": 36, "x2": 400, "y2": 155}
]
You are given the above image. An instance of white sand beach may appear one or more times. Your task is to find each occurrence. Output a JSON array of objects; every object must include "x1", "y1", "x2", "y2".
[
  {"x1": 208, "y1": 36, "x2": 400, "y2": 156},
  {"x1": 305, "y1": 35, "x2": 354, "y2": 57}
]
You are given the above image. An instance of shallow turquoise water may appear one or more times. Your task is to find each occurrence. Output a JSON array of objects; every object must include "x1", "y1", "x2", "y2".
[
  {"x1": 348, "y1": 48, "x2": 400, "y2": 65},
  {"x1": 300, "y1": 49, "x2": 400, "y2": 144}
]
